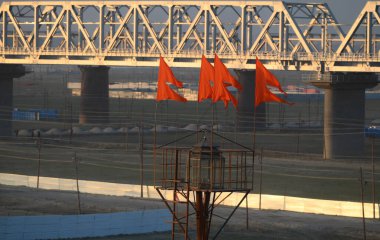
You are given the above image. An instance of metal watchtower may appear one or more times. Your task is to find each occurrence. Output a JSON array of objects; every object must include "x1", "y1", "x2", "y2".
[{"x1": 155, "y1": 130, "x2": 254, "y2": 240}]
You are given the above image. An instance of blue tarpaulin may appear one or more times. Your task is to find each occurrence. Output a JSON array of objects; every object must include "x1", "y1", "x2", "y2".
[{"x1": 12, "y1": 109, "x2": 58, "y2": 121}]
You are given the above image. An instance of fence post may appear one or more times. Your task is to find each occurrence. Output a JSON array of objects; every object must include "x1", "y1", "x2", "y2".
[
  {"x1": 359, "y1": 167, "x2": 366, "y2": 240},
  {"x1": 371, "y1": 138, "x2": 376, "y2": 219},
  {"x1": 139, "y1": 112, "x2": 144, "y2": 198},
  {"x1": 36, "y1": 134, "x2": 41, "y2": 189},
  {"x1": 259, "y1": 148, "x2": 263, "y2": 210},
  {"x1": 73, "y1": 152, "x2": 81, "y2": 214}
]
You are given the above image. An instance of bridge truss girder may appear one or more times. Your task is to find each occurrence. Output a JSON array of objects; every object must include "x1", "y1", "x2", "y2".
[
  {"x1": 330, "y1": 1, "x2": 380, "y2": 72},
  {"x1": 0, "y1": 1, "x2": 379, "y2": 72}
]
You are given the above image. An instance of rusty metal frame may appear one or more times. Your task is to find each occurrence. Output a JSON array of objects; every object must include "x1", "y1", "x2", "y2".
[{"x1": 155, "y1": 129, "x2": 254, "y2": 240}]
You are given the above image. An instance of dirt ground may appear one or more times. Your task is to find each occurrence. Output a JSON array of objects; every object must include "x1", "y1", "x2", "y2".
[
  {"x1": 1, "y1": 134, "x2": 379, "y2": 203},
  {"x1": 1, "y1": 184, "x2": 379, "y2": 240}
]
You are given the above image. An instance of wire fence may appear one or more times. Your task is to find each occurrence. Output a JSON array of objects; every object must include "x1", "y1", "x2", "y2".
[
  {"x1": 0, "y1": 127, "x2": 379, "y2": 206},
  {"x1": 1, "y1": 65, "x2": 380, "y2": 220}
]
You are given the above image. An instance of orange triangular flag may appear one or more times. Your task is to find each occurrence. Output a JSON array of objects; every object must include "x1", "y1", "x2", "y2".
[
  {"x1": 212, "y1": 54, "x2": 240, "y2": 108},
  {"x1": 156, "y1": 79, "x2": 187, "y2": 102},
  {"x1": 255, "y1": 57, "x2": 292, "y2": 108},
  {"x1": 214, "y1": 54, "x2": 242, "y2": 91},
  {"x1": 156, "y1": 57, "x2": 187, "y2": 102},
  {"x1": 256, "y1": 57, "x2": 286, "y2": 95},
  {"x1": 158, "y1": 56, "x2": 183, "y2": 88},
  {"x1": 198, "y1": 55, "x2": 214, "y2": 102}
]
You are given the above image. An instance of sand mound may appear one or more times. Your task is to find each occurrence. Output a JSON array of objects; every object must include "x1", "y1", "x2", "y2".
[
  {"x1": 89, "y1": 127, "x2": 102, "y2": 134},
  {"x1": 17, "y1": 129, "x2": 31, "y2": 137},
  {"x1": 72, "y1": 127, "x2": 83, "y2": 134},
  {"x1": 213, "y1": 124, "x2": 223, "y2": 131},
  {"x1": 199, "y1": 125, "x2": 209, "y2": 130},
  {"x1": 151, "y1": 125, "x2": 168, "y2": 133},
  {"x1": 183, "y1": 124, "x2": 197, "y2": 131},
  {"x1": 103, "y1": 127, "x2": 115, "y2": 133},
  {"x1": 167, "y1": 126, "x2": 180, "y2": 132},
  {"x1": 117, "y1": 127, "x2": 128, "y2": 133},
  {"x1": 129, "y1": 127, "x2": 140, "y2": 133},
  {"x1": 44, "y1": 128, "x2": 62, "y2": 135},
  {"x1": 32, "y1": 129, "x2": 42, "y2": 136}
]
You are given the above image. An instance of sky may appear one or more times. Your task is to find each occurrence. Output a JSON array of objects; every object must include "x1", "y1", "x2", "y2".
[
  {"x1": 0, "y1": 0, "x2": 369, "y2": 27},
  {"x1": 290, "y1": 0, "x2": 368, "y2": 24},
  {"x1": 0, "y1": 0, "x2": 368, "y2": 22}
]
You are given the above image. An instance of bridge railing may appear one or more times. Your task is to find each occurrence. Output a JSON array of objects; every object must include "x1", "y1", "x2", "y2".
[
  {"x1": 1, "y1": 47, "x2": 380, "y2": 63},
  {"x1": 297, "y1": 52, "x2": 380, "y2": 62}
]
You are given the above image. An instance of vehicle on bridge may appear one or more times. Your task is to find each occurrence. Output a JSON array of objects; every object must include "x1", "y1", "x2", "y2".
[{"x1": 365, "y1": 119, "x2": 380, "y2": 138}]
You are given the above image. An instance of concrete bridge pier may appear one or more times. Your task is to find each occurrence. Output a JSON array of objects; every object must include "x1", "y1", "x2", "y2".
[
  {"x1": 235, "y1": 70, "x2": 266, "y2": 131},
  {"x1": 312, "y1": 73, "x2": 378, "y2": 160},
  {"x1": 78, "y1": 66, "x2": 110, "y2": 124},
  {"x1": 0, "y1": 65, "x2": 26, "y2": 137}
]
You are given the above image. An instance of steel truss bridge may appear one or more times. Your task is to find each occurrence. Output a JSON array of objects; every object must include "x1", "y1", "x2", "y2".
[{"x1": 0, "y1": 1, "x2": 380, "y2": 72}]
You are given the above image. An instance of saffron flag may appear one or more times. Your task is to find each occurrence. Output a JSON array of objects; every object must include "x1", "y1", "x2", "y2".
[
  {"x1": 156, "y1": 57, "x2": 187, "y2": 102},
  {"x1": 256, "y1": 57, "x2": 286, "y2": 95},
  {"x1": 158, "y1": 56, "x2": 183, "y2": 88},
  {"x1": 212, "y1": 54, "x2": 241, "y2": 108},
  {"x1": 198, "y1": 55, "x2": 214, "y2": 103},
  {"x1": 255, "y1": 57, "x2": 292, "y2": 108},
  {"x1": 214, "y1": 54, "x2": 242, "y2": 91}
]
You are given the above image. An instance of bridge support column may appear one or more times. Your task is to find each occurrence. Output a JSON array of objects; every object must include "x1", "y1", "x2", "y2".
[
  {"x1": 0, "y1": 65, "x2": 26, "y2": 137},
  {"x1": 312, "y1": 73, "x2": 378, "y2": 160},
  {"x1": 79, "y1": 66, "x2": 110, "y2": 124},
  {"x1": 235, "y1": 70, "x2": 266, "y2": 131}
]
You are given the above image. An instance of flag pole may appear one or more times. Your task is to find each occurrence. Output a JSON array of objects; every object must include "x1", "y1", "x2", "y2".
[
  {"x1": 252, "y1": 64, "x2": 258, "y2": 153},
  {"x1": 154, "y1": 102, "x2": 158, "y2": 187},
  {"x1": 211, "y1": 102, "x2": 215, "y2": 137},
  {"x1": 196, "y1": 101, "x2": 199, "y2": 142},
  {"x1": 253, "y1": 104, "x2": 257, "y2": 152},
  {"x1": 210, "y1": 101, "x2": 215, "y2": 188}
]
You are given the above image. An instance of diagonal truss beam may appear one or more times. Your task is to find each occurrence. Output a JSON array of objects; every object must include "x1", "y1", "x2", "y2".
[
  {"x1": 249, "y1": 10, "x2": 278, "y2": 54},
  {"x1": 180, "y1": 7, "x2": 204, "y2": 50},
  {"x1": 105, "y1": 7, "x2": 134, "y2": 52},
  {"x1": 373, "y1": 10, "x2": 380, "y2": 24},
  {"x1": 149, "y1": 24, "x2": 169, "y2": 53},
  {"x1": 114, "y1": 8, "x2": 134, "y2": 49},
  {"x1": 220, "y1": 17, "x2": 242, "y2": 53},
  {"x1": 83, "y1": 27, "x2": 100, "y2": 53},
  {"x1": 290, "y1": 13, "x2": 320, "y2": 57},
  {"x1": 6, "y1": 8, "x2": 32, "y2": 53},
  {"x1": 208, "y1": 6, "x2": 237, "y2": 54},
  {"x1": 282, "y1": 5, "x2": 313, "y2": 55},
  {"x1": 136, "y1": 5, "x2": 165, "y2": 54},
  {"x1": 322, "y1": 4, "x2": 353, "y2": 53},
  {"x1": 149, "y1": 9, "x2": 173, "y2": 53},
  {"x1": 335, "y1": 9, "x2": 367, "y2": 56},
  {"x1": 27, "y1": 8, "x2": 70, "y2": 49},
  {"x1": 252, "y1": 7, "x2": 279, "y2": 53},
  {"x1": 38, "y1": 9, "x2": 66, "y2": 56},
  {"x1": 69, "y1": 6, "x2": 97, "y2": 53},
  {"x1": 174, "y1": 8, "x2": 204, "y2": 54}
]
